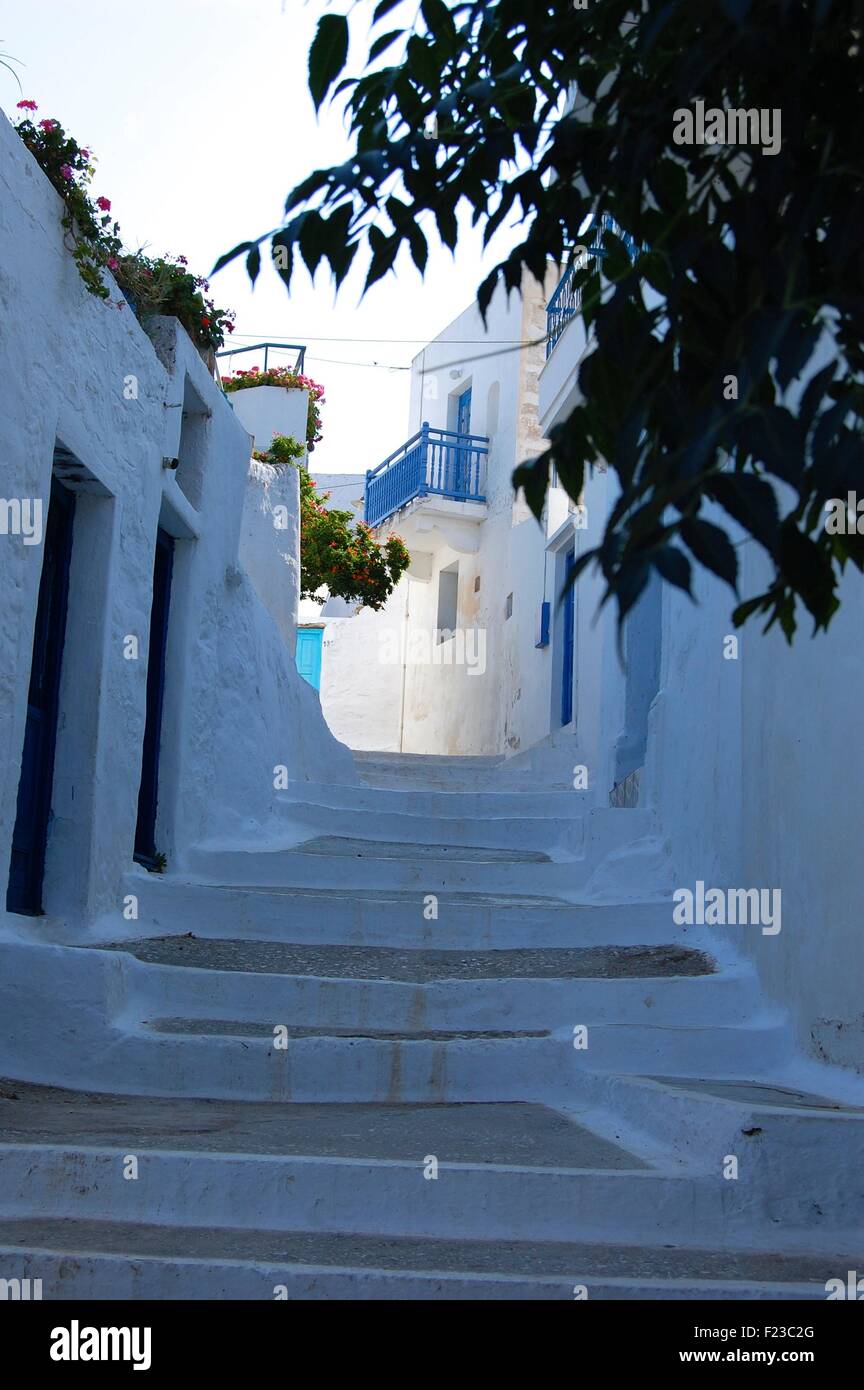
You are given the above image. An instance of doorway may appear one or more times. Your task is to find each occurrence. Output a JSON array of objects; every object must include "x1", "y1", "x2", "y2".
[
  {"x1": 7, "y1": 478, "x2": 76, "y2": 915},
  {"x1": 560, "y1": 548, "x2": 576, "y2": 726},
  {"x1": 134, "y1": 528, "x2": 174, "y2": 867},
  {"x1": 296, "y1": 626, "x2": 324, "y2": 690}
]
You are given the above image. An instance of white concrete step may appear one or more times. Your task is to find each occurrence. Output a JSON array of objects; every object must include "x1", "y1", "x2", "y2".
[
  {"x1": 288, "y1": 835, "x2": 550, "y2": 862},
  {"x1": 354, "y1": 752, "x2": 508, "y2": 768},
  {"x1": 64, "y1": 1021, "x2": 790, "y2": 1103},
  {"x1": 282, "y1": 778, "x2": 594, "y2": 820},
  {"x1": 0, "y1": 1222, "x2": 839, "y2": 1300},
  {"x1": 184, "y1": 838, "x2": 673, "y2": 897},
  {"x1": 278, "y1": 784, "x2": 637, "y2": 867},
  {"x1": 0, "y1": 1123, "x2": 856, "y2": 1252},
  {"x1": 113, "y1": 876, "x2": 698, "y2": 949},
  {"x1": 111, "y1": 945, "x2": 764, "y2": 1033},
  {"x1": 353, "y1": 751, "x2": 571, "y2": 793},
  {"x1": 581, "y1": 1073, "x2": 864, "y2": 1223},
  {"x1": 188, "y1": 806, "x2": 671, "y2": 898},
  {"x1": 60, "y1": 934, "x2": 784, "y2": 1101},
  {"x1": 1, "y1": 933, "x2": 790, "y2": 1102}
]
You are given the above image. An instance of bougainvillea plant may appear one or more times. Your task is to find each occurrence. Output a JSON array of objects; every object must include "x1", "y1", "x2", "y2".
[
  {"x1": 251, "y1": 434, "x2": 408, "y2": 607},
  {"x1": 296, "y1": 464, "x2": 409, "y2": 611},
  {"x1": 222, "y1": 366, "x2": 325, "y2": 450},
  {"x1": 13, "y1": 101, "x2": 121, "y2": 298},
  {"x1": 12, "y1": 101, "x2": 235, "y2": 350},
  {"x1": 113, "y1": 251, "x2": 235, "y2": 352}
]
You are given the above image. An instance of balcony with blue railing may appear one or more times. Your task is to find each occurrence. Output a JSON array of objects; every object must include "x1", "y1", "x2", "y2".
[
  {"x1": 546, "y1": 214, "x2": 644, "y2": 358},
  {"x1": 365, "y1": 422, "x2": 489, "y2": 529}
]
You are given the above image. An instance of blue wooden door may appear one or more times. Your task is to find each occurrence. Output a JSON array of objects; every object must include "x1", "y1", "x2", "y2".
[
  {"x1": 7, "y1": 478, "x2": 76, "y2": 915},
  {"x1": 134, "y1": 529, "x2": 174, "y2": 867},
  {"x1": 453, "y1": 387, "x2": 472, "y2": 493},
  {"x1": 456, "y1": 387, "x2": 472, "y2": 436},
  {"x1": 561, "y1": 549, "x2": 576, "y2": 726},
  {"x1": 296, "y1": 628, "x2": 323, "y2": 690}
]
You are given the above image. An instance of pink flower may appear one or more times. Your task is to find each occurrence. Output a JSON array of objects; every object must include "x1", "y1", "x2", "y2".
[
  {"x1": 59, "y1": 164, "x2": 73, "y2": 181},
  {"x1": 80, "y1": 149, "x2": 90, "y2": 160},
  {"x1": 96, "y1": 195, "x2": 111, "y2": 211},
  {"x1": 16, "y1": 99, "x2": 37, "y2": 111},
  {"x1": 39, "y1": 118, "x2": 59, "y2": 131},
  {"x1": 107, "y1": 257, "x2": 119, "y2": 270}
]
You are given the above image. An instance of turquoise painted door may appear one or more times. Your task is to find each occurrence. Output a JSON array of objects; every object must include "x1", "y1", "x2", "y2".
[{"x1": 295, "y1": 628, "x2": 323, "y2": 690}]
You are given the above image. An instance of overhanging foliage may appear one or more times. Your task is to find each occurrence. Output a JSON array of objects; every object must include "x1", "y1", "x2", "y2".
[{"x1": 216, "y1": 0, "x2": 864, "y2": 638}]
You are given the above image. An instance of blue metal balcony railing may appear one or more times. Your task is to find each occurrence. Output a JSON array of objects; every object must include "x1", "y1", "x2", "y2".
[
  {"x1": 365, "y1": 423, "x2": 489, "y2": 528},
  {"x1": 546, "y1": 214, "x2": 644, "y2": 358}
]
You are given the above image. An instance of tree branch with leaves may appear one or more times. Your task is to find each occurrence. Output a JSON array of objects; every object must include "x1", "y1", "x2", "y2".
[{"x1": 215, "y1": 0, "x2": 864, "y2": 639}]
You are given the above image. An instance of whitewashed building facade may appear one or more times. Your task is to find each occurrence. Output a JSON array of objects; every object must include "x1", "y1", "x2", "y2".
[
  {"x1": 0, "y1": 109, "x2": 352, "y2": 928},
  {"x1": 318, "y1": 266, "x2": 589, "y2": 758}
]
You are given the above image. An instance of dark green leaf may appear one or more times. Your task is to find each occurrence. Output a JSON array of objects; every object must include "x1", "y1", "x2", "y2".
[
  {"x1": 512, "y1": 456, "x2": 550, "y2": 523},
  {"x1": 211, "y1": 240, "x2": 255, "y2": 276},
  {"x1": 708, "y1": 473, "x2": 780, "y2": 552},
  {"x1": 652, "y1": 546, "x2": 692, "y2": 594},
  {"x1": 681, "y1": 517, "x2": 739, "y2": 590},
  {"x1": 309, "y1": 14, "x2": 349, "y2": 112},
  {"x1": 369, "y1": 30, "x2": 403, "y2": 62}
]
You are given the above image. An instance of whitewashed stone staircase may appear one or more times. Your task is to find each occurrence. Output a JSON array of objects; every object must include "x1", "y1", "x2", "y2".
[{"x1": 0, "y1": 756, "x2": 862, "y2": 1299}]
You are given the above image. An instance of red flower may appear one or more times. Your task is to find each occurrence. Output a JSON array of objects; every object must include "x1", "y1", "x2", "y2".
[
  {"x1": 16, "y1": 100, "x2": 38, "y2": 111},
  {"x1": 96, "y1": 195, "x2": 111, "y2": 211},
  {"x1": 201, "y1": 316, "x2": 211, "y2": 326},
  {"x1": 39, "y1": 118, "x2": 58, "y2": 131}
]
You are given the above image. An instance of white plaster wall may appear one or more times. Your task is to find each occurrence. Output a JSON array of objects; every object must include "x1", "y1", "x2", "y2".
[
  {"x1": 0, "y1": 108, "x2": 353, "y2": 931},
  {"x1": 239, "y1": 458, "x2": 301, "y2": 652},
  {"x1": 736, "y1": 546, "x2": 864, "y2": 1068},
  {"x1": 637, "y1": 473, "x2": 864, "y2": 1072},
  {"x1": 533, "y1": 295, "x2": 864, "y2": 1071},
  {"x1": 226, "y1": 384, "x2": 309, "y2": 457},
  {"x1": 649, "y1": 526, "x2": 864, "y2": 1072},
  {"x1": 319, "y1": 584, "x2": 406, "y2": 751}
]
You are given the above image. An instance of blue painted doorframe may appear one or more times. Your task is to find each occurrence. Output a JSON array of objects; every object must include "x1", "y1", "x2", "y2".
[
  {"x1": 561, "y1": 549, "x2": 576, "y2": 726},
  {"x1": 7, "y1": 477, "x2": 76, "y2": 915},
  {"x1": 296, "y1": 627, "x2": 323, "y2": 690}
]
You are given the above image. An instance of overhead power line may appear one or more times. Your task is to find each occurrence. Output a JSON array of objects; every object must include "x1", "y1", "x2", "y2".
[{"x1": 225, "y1": 332, "x2": 534, "y2": 345}]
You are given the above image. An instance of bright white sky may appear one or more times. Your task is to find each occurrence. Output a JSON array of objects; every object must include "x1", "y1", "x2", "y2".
[{"x1": 2, "y1": 0, "x2": 523, "y2": 475}]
